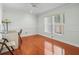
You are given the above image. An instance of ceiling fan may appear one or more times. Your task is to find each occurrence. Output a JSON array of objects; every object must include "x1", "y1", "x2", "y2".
[
  {"x1": 28, "y1": 3, "x2": 39, "y2": 13},
  {"x1": 25, "y1": 3, "x2": 39, "y2": 14},
  {"x1": 30, "y1": 3, "x2": 39, "y2": 8}
]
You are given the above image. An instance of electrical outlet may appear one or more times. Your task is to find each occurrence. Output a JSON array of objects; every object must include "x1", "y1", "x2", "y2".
[{"x1": 25, "y1": 32, "x2": 27, "y2": 34}]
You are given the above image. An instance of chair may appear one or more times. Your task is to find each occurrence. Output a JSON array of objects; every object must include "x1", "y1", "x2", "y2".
[
  {"x1": 18, "y1": 29, "x2": 22, "y2": 49},
  {"x1": 0, "y1": 38, "x2": 15, "y2": 55}
]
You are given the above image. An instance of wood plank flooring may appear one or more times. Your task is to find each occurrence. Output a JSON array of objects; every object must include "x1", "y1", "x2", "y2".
[
  {"x1": 1, "y1": 34, "x2": 79, "y2": 55},
  {"x1": 1, "y1": 35, "x2": 44, "y2": 55}
]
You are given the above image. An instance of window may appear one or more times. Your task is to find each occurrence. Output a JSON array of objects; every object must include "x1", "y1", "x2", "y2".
[
  {"x1": 52, "y1": 14, "x2": 64, "y2": 35},
  {"x1": 0, "y1": 20, "x2": 2, "y2": 39},
  {"x1": 0, "y1": 20, "x2": 2, "y2": 32},
  {"x1": 44, "y1": 17, "x2": 51, "y2": 33},
  {"x1": 44, "y1": 14, "x2": 64, "y2": 35}
]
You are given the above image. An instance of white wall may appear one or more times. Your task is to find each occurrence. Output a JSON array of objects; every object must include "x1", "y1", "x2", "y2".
[
  {"x1": 0, "y1": 4, "x2": 2, "y2": 39},
  {"x1": 38, "y1": 4, "x2": 79, "y2": 47},
  {"x1": 2, "y1": 3, "x2": 79, "y2": 47},
  {"x1": 3, "y1": 8, "x2": 37, "y2": 37}
]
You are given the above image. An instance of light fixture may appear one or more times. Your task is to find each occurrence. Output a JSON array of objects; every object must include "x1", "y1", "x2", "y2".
[
  {"x1": 2, "y1": 19, "x2": 12, "y2": 33},
  {"x1": 30, "y1": 3, "x2": 39, "y2": 8},
  {"x1": 2, "y1": 19, "x2": 11, "y2": 23},
  {"x1": 29, "y1": 3, "x2": 39, "y2": 14}
]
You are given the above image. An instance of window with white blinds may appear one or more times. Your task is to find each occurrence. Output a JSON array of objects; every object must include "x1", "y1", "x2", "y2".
[
  {"x1": 53, "y1": 14, "x2": 64, "y2": 35},
  {"x1": 44, "y1": 14, "x2": 64, "y2": 35}
]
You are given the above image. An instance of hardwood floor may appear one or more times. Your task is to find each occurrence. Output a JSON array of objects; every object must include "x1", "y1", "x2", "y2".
[
  {"x1": 1, "y1": 35, "x2": 44, "y2": 55},
  {"x1": 1, "y1": 34, "x2": 79, "y2": 55}
]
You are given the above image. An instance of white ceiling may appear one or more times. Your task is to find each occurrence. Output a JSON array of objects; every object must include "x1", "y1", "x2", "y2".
[{"x1": 3, "y1": 3, "x2": 67, "y2": 14}]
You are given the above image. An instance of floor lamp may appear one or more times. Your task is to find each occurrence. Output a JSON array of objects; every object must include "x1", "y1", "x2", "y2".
[{"x1": 2, "y1": 19, "x2": 11, "y2": 33}]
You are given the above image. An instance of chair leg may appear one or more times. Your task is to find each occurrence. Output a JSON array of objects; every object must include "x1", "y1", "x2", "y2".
[
  {"x1": 4, "y1": 43, "x2": 14, "y2": 55},
  {"x1": 2, "y1": 38, "x2": 14, "y2": 55},
  {"x1": 0, "y1": 43, "x2": 4, "y2": 53},
  {"x1": 11, "y1": 46, "x2": 14, "y2": 51},
  {"x1": 0, "y1": 40, "x2": 6, "y2": 53}
]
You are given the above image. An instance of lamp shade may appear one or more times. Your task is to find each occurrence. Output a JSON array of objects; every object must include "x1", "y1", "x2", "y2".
[{"x1": 2, "y1": 19, "x2": 11, "y2": 23}]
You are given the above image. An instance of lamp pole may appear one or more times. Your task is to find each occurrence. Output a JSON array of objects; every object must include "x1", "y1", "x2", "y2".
[
  {"x1": 6, "y1": 22, "x2": 8, "y2": 33},
  {"x1": 2, "y1": 19, "x2": 11, "y2": 33}
]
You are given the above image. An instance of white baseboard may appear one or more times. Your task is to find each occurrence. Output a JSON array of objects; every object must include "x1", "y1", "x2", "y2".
[{"x1": 21, "y1": 34, "x2": 37, "y2": 37}]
